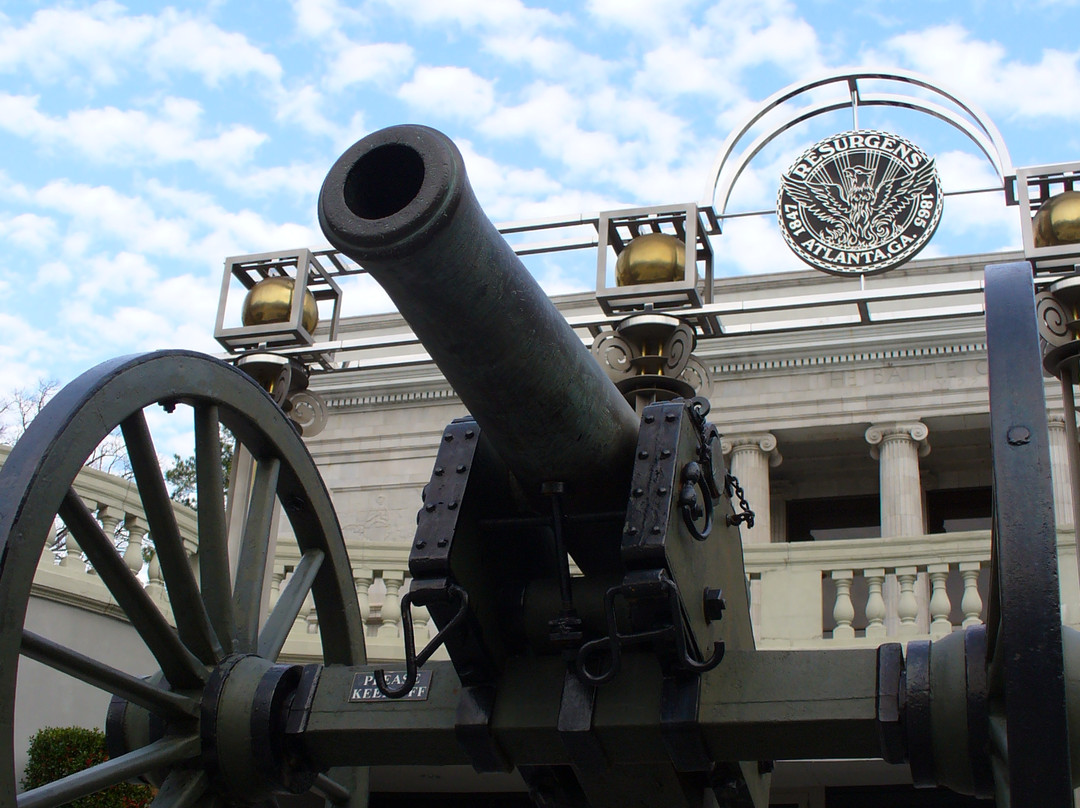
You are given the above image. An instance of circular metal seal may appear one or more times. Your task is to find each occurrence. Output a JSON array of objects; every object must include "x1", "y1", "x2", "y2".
[{"x1": 776, "y1": 129, "x2": 943, "y2": 276}]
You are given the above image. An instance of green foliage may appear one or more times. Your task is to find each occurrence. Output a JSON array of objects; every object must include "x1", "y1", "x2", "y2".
[
  {"x1": 21, "y1": 726, "x2": 153, "y2": 808},
  {"x1": 164, "y1": 425, "x2": 234, "y2": 508}
]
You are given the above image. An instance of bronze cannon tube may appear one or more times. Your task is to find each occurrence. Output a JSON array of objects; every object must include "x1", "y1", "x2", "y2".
[{"x1": 318, "y1": 126, "x2": 639, "y2": 550}]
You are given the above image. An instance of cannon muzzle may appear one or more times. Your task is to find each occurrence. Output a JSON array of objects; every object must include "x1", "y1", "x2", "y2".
[{"x1": 318, "y1": 126, "x2": 639, "y2": 551}]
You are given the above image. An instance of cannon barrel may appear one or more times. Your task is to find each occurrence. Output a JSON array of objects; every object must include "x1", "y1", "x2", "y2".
[{"x1": 318, "y1": 125, "x2": 640, "y2": 523}]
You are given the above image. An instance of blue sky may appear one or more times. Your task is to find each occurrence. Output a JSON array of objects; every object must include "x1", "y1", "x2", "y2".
[{"x1": 2, "y1": 0, "x2": 1080, "y2": 431}]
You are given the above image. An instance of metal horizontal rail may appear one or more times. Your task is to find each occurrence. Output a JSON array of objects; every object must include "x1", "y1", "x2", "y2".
[{"x1": 258, "y1": 278, "x2": 990, "y2": 374}]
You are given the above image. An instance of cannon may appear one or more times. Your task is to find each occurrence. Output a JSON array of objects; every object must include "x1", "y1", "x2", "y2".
[{"x1": 1, "y1": 125, "x2": 1078, "y2": 808}]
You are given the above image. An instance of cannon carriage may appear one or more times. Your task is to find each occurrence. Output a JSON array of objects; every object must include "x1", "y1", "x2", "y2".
[{"x1": 2, "y1": 121, "x2": 1079, "y2": 808}]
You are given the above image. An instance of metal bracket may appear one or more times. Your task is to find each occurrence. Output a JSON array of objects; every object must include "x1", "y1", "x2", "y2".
[
  {"x1": 373, "y1": 583, "x2": 469, "y2": 699},
  {"x1": 575, "y1": 570, "x2": 724, "y2": 685}
]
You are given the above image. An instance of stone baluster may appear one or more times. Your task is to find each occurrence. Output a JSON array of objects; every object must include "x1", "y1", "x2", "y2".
[
  {"x1": 354, "y1": 567, "x2": 374, "y2": 626},
  {"x1": 928, "y1": 563, "x2": 952, "y2": 636},
  {"x1": 40, "y1": 522, "x2": 58, "y2": 568},
  {"x1": 305, "y1": 588, "x2": 319, "y2": 634},
  {"x1": 146, "y1": 551, "x2": 164, "y2": 597},
  {"x1": 831, "y1": 570, "x2": 856, "y2": 640},
  {"x1": 124, "y1": 515, "x2": 147, "y2": 575},
  {"x1": 378, "y1": 571, "x2": 404, "y2": 639},
  {"x1": 412, "y1": 603, "x2": 431, "y2": 644},
  {"x1": 1047, "y1": 413, "x2": 1075, "y2": 530},
  {"x1": 867, "y1": 423, "x2": 930, "y2": 633},
  {"x1": 864, "y1": 568, "x2": 886, "y2": 639},
  {"x1": 959, "y1": 562, "x2": 984, "y2": 626},
  {"x1": 896, "y1": 567, "x2": 920, "y2": 635},
  {"x1": 268, "y1": 567, "x2": 284, "y2": 612},
  {"x1": 97, "y1": 504, "x2": 121, "y2": 543},
  {"x1": 722, "y1": 434, "x2": 782, "y2": 542}
]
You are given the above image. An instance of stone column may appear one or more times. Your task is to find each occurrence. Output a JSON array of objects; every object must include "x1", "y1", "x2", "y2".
[
  {"x1": 721, "y1": 433, "x2": 782, "y2": 543},
  {"x1": 1047, "y1": 413, "x2": 1075, "y2": 530},
  {"x1": 865, "y1": 422, "x2": 930, "y2": 537},
  {"x1": 866, "y1": 422, "x2": 931, "y2": 635}
]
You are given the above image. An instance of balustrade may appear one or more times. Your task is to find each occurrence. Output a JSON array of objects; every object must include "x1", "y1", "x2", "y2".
[{"x1": 13, "y1": 439, "x2": 1079, "y2": 659}]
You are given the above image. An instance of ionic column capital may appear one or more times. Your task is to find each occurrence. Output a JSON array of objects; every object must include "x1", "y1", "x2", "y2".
[
  {"x1": 1047, "y1": 412, "x2": 1068, "y2": 429},
  {"x1": 721, "y1": 433, "x2": 782, "y2": 467},
  {"x1": 865, "y1": 421, "x2": 930, "y2": 459}
]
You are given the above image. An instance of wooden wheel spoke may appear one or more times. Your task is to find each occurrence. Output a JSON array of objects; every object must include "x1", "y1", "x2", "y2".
[
  {"x1": 59, "y1": 489, "x2": 206, "y2": 690},
  {"x1": 258, "y1": 549, "x2": 324, "y2": 660},
  {"x1": 20, "y1": 629, "x2": 197, "y2": 722},
  {"x1": 122, "y1": 410, "x2": 223, "y2": 664},
  {"x1": 312, "y1": 772, "x2": 351, "y2": 805},
  {"x1": 150, "y1": 769, "x2": 208, "y2": 808},
  {"x1": 194, "y1": 404, "x2": 235, "y2": 652},
  {"x1": 17, "y1": 735, "x2": 200, "y2": 808},
  {"x1": 232, "y1": 456, "x2": 281, "y2": 654}
]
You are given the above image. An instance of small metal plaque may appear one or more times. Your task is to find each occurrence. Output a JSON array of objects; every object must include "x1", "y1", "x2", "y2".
[
  {"x1": 777, "y1": 129, "x2": 943, "y2": 276},
  {"x1": 349, "y1": 670, "x2": 432, "y2": 702}
]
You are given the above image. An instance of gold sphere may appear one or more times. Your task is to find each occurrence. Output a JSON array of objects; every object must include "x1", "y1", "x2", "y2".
[
  {"x1": 615, "y1": 233, "x2": 686, "y2": 287},
  {"x1": 1033, "y1": 191, "x2": 1080, "y2": 247},
  {"x1": 241, "y1": 277, "x2": 319, "y2": 333}
]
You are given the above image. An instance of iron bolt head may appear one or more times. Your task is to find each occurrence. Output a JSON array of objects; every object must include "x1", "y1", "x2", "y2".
[{"x1": 1007, "y1": 425, "x2": 1031, "y2": 445}]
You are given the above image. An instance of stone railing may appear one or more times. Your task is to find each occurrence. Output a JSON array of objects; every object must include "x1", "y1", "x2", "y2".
[
  {"x1": 2, "y1": 443, "x2": 200, "y2": 624},
  {"x1": 273, "y1": 540, "x2": 441, "y2": 664},
  {"x1": 15, "y1": 437, "x2": 1078, "y2": 662},
  {"x1": 745, "y1": 529, "x2": 1080, "y2": 648}
]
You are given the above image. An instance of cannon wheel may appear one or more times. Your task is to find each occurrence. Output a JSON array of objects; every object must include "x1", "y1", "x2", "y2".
[
  {"x1": 0, "y1": 350, "x2": 366, "y2": 807},
  {"x1": 983, "y1": 263, "x2": 1073, "y2": 806}
]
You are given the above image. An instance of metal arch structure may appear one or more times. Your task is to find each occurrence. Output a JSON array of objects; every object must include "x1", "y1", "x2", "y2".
[{"x1": 700, "y1": 69, "x2": 1015, "y2": 230}]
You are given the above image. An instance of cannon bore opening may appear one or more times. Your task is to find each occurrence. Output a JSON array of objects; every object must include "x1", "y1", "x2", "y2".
[{"x1": 343, "y1": 143, "x2": 426, "y2": 220}]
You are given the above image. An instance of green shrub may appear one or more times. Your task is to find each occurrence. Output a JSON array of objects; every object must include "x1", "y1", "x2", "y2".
[{"x1": 21, "y1": 727, "x2": 153, "y2": 808}]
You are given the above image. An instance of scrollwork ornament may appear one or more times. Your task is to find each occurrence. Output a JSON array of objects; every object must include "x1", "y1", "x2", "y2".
[
  {"x1": 286, "y1": 389, "x2": 328, "y2": 437},
  {"x1": 1036, "y1": 290, "x2": 1072, "y2": 347},
  {"x1": 590, "y1": 331, "x2": 639, "y2": 381},
  {"x1": 662, "y1": 323, "x2": 696, "y2": 377},
  {"x1": 865, "y1": 421, "x2": 930, "y2": 458},
  {"x1": 678, "y1": 356, "x2": 712, "y2": 398}
]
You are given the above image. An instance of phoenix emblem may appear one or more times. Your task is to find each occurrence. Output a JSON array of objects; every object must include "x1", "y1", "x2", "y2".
[{"x1": 777, "y1": 130, "x2": 944, "y2": 276}]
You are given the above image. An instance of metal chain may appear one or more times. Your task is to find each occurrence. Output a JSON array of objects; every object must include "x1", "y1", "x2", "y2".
[{"x1": 724, "y1": 472, "x2": 756, "y2": 529}]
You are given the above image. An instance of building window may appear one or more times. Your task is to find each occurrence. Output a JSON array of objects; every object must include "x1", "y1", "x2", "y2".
[{"x1": 786, "y1": 495, "x2": 881, "y2": 542}]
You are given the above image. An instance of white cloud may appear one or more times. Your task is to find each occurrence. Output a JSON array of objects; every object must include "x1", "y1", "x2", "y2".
[
  {"x1": 292, "y1": 0, "x2": 363, "y2": 37},
  {"x1": 0, "y1": 4, "x2": 282, "y2": 89},
  {"x1": 0, "y1": 94, "x2": 267, "y2": 171},
  {"x1": 0, "y1": 213, "x2": 57, "y2": 252},
  {"x1": 717, "y1": 213, "x2": 806, "y2": 275},
  {"x1": 378, "y1": 0, "x2": 563, "y2": 32},
  {"x1": 398, "y1": 66, "x2": 495, "y2": 120},
  {"x1": 0, "y1": 2, "x2": 154, "y2": 84},
  {"x1": 324, "y1": 42, "x2": 415, "y2": 92},
  {"x1": 149, "y1": 14, "x2": 284, "y2": 85},
  {"x1": 875, "y1": 25, "x2": 1080, "y2": 121},
  {"x1": 35, "y1": 181, "x2": 193, "y2": 257},
  {"x1": 483, "y1": 33, "x2": 613, "y2": 85}
]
